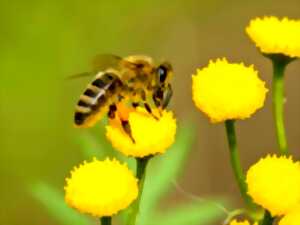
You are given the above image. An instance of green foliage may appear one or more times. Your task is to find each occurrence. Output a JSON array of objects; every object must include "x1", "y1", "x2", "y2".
[
  {"x1": 76, "y1": 132, "x2": 113, "y2": 160},
  {"x1": 77, "y1": 131, "x2": 136, "y2": 170},
  {"x1": 30, "y1": 182, "x2": 91, "y2": 225},
  {"x1": 138, "y1": 123, "x2": 197, "y2": 223},
  {"x1": 150, "y1": 201, "x2": 225, "y2": 225},
  {"x1": 30, "y1": 122, "x2": 226, "y2": 225}
]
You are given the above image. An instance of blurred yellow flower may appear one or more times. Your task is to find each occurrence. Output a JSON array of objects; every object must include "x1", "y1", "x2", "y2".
[
  {"x1": 229, "y1": 219, "x2": 258, "y2": 225},
  {"x1": 192, "y1": 58, "x2": 267, "y2": 123},
  {"x1": 65, "y1": 158, "x2": 138, "y2": 217},
  {"x1": 246, "y1": 155, "x2": 300, "y2": 216},
  {"x1": 279, "y1": 206, "x2": 300, "y2": 225},
  {"x1": 106, "y1": 107, "x2": 176, "y2": 157},
  {"x1": 246, "y1": 16, "x2": 300, "y2": 58},
  {"x1": 229, "y1": 219, "x2": 250, "y2": 225}
]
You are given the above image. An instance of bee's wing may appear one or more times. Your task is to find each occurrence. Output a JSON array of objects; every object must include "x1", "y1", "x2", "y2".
[
  {"x1": 67, "y1": 72, "x2": 93, "y2": 80},
  {"x1": 67, "y1": 54, "x2": 121, "y2": 80},
  {"x1": 93, "y1": 54, "x2": 143, "y2": 72},
  {"x1": 92, "y1": 54, "x2": 123, "y2": 72},
  {"x1": 67, "y1": 54, "x2": 139, "y2": 80}
]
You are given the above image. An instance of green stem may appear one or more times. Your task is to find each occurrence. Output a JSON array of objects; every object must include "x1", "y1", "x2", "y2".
[
  {"x1": 260, "y1": 211, "x2": 274, "y2": 225},
  {"x1": 225, "y1": 120, "x2": 256, "y2": 210},
  {"x1": 100, "y1": 216, "x2": 111, "y2": 225},
  {"x1": 272, "y1": 59, "x2": 289, "y2": 155},
  {"x1": 126, "y1": 156, "x2": 151, "y2": 225}
]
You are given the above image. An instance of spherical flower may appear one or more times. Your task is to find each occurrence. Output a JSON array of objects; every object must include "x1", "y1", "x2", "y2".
[
  {"x1": 229, "y1": 219, "x2": 257, "y2": 225},
  {"x1": 106, "y1": 107, "x2": 176, "y2": 157},
  {"x1": 279, "y1": 206, "x2": 300, "y2": 225},
  {"x1": 246, "y1": 16, "x2": 300, "y2": 58},
  {"x1": 64, "y1": 158, "x2": 138, "y2": 217},
  {"x1": 246, "y1": 155, "x2": 300, "y2": 216},
  {"x1": 192, "y1": 58, "x2": 268, "y2": 123}
]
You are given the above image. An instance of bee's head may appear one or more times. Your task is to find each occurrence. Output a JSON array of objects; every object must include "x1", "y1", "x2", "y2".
[{"x1": 155, "y1": 62, "x2": 173, "y2": 87}]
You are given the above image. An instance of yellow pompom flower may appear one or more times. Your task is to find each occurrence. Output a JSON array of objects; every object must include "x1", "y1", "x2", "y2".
[
  {"x1": 192, "y1": 58, "x2": 267, "y2": 123},
  {"x1": 64, "y1": 158, "x2": 138, "y2": 217},
  {"x1": 106, "y1": 107, "x2": 176, "y2": 158},
  {"x1": 279, "y1": 206, "x2": 300, "y2": 225},
  {"x1": 229, "y1": 219, "x2": 258, "y2": 225},
  {"x1": 246, "y1": 16, "x2": 300, "y2": 58},
  {"x1": 246, "y1": 155, "x2": 300, "y2": 216}
]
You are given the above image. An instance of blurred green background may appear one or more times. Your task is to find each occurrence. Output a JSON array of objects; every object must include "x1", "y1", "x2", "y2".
[{"x1": 1, "y1": 0, "x2": 300, "y2": 224}]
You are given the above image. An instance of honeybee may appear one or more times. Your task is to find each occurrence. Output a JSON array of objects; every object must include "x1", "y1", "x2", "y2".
[{"x1": 74, "y1": 54, "x2": 173, "y2": 141}]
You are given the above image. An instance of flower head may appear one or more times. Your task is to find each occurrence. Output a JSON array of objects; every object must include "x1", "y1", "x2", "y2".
[
  {"x1": 279, "y1": 206, "x2": 300, "y2": 225},
  {"x1": 64, "y1": 158, "x2": 138, "y2": 217},
  {"x1": 192, "y1": 58, "x2": 267, "y2": 123},
  {"x1": 246, "y1": 155, "x2": 300, "y2": 216},
  {"x1": 229, "y1": 219, "x2": 257, "y2": 225},
  {"x1": 106, "y1": 107, "x2": 176, "y2": 157},
  {"x1": 246, "y1": 16, "x2": 300, "y2": 58}
]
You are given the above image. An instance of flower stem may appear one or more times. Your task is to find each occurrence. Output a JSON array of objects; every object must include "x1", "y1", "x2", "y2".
[
  {"x1": 225, "y1": 120, "x2": 256, "y2": 210},
  {"x1": 260, "y1": 211, "x2": 274, "y2": 225},
  {"x1": 126, "y1": 156, "x2": 151, "y2": 225},
  {"x1": 272, "y1": 59, "x2": 289, "y2": 155},
  {"x1": 100, "y1": 216, "x2": 111, "y2": 225}
]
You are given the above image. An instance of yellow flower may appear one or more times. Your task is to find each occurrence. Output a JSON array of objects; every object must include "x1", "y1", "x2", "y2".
[
  {"x1": 192, "y1": 58, "x2": 267, "y2": 123},
  {"x1": 64, "y1": 158, "x2": 138, "y2": 217},
  {"x1": 279, "y1": 206, "x2": 300, "y2": 225},
  {"x1": 246, "y1": 16, "x2": 300, "y2": 58},
  {"x1": 246, "y1": 155, "x2": 300, "y2": 216},
  {"x1": 106, "y1": 107, "x2": 176, "y2": 157},
  {"x1": 229, "y1": 219, "x2": 258, "y2": 225}
]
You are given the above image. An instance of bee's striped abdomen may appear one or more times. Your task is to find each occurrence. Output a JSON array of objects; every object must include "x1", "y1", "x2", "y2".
[{"x1": 74, "y1": 72, "x2": 122, "y2": 127}]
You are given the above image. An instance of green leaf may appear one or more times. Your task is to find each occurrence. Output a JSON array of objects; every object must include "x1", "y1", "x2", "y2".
[
  {"x1": 76, "y1": 133, "x2": 103, "y2": 159},
  {"x1": 149, "y1": 200, "x2": 226, "y2": 225},
  {"x1": 30, "y1": 182, "x2": 91, "y2": 225},
  {"x1": 76, "y1": 132, "x2": 114, "y2": 160},
  {"x1": 76, "y1": 132, "x2": 136, "y2": 170},
  {"x1": 138, "y1": 123, "x2": 196, "y2": 224}
]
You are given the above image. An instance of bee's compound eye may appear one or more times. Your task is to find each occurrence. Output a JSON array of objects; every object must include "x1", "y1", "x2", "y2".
[{"x1": 157, "y1": 65, "x2": 168, "y2": 83}]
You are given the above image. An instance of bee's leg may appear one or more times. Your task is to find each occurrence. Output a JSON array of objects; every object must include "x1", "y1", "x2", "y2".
[
  {"x1": 132, "y1": 102, "x2": 139, "y2": 108},
  {"x1": 153, "y1": 84, "x2": 173, "y2": 110},
  {"x1": 153, "y1": 88, "x2": 163, "y2": 108},
  {"x1": 108, "y1": 104, "x2": 117, "y2": 119},
  {"x1": 132, "y1": 88, "x2": 156, "y2": 119},
  {"x1": 162, "y1": 84, "x2": 173, "y2": 109},
  {"x1": 109, "y1": 102, "x2": 135, "y2": 143},
  {"x1": 144, "y1": 102, "x2": 158, "y2": 120},
  {"x1": 137, "y1": 88, "x2": 158, "y2": 120},
  {"x1": 152, "y1": 88, "x2": 164, "y2": 117},
  {"x1": 121, "y1": 120, "x2": 135, "y2": 143}
]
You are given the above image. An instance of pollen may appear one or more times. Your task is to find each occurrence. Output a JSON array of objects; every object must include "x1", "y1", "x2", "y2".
[
  {"x1": 64, "y1": 158, "x2": 138, "y2": 217},
  {"x1": 246, "y1": 155, "x2": 300, "y2": 216},
  {"x1": 192, "y1": 58, "x2": 268, "y2": 123},
  {"x1": 106, "y1": 107, "x2": 177, "y2": 158},
  {"x1": 246, "y1": 16, "x2": 300, "y2": 58}
]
